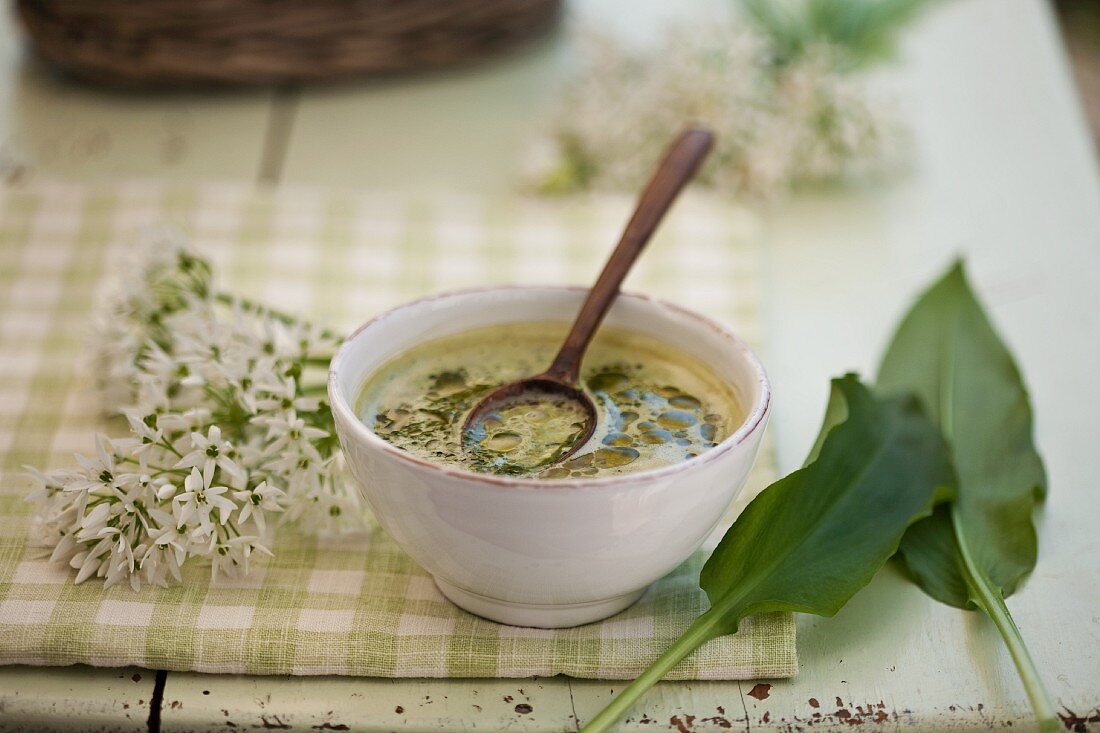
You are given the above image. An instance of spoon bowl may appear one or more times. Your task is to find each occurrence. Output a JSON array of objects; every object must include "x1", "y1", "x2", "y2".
[
  {"x1": 462, "y1": 376, "x2": 597, "y2": 471},
  {"x1": 462, "y1": 127, "x2": 715, "y2": 471}
]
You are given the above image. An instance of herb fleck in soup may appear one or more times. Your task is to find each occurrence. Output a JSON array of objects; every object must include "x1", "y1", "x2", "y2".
[{"x1": 357, "y1": 322, "x2": 742, "y2": 478}]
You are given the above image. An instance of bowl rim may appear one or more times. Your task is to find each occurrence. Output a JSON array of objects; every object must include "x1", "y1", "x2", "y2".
[{"x1": 328, "y1": 285, "x2": 771, "y2": 490}]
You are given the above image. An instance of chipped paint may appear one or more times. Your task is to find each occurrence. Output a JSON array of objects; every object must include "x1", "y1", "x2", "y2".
[{"x1": 748, "y1": 683, "x2": 772, "y2": 701}]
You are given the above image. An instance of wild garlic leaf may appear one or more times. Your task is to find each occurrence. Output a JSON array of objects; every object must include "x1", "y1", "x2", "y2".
[
  {"x1": 877, "y1": 261, "x2": 1046, "y2": 608},
  {"x1": 740, "y1": 0, "x2": 932, "y2": 69},
  {"x1": 698, "y1": 374, "x2": 952, "y2": 632},
  {"x1": 877, "y1": 261, "x2": 1056, "y2": 731},
  {"x1": 579, "y1": 375, "x2": 951, "y2": 733},
  {"x1": 803, "y1": 377, "x2": 849, "y2": 466}
]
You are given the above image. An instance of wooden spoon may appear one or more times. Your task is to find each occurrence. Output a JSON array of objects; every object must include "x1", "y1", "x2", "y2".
[{"x1": 462, "y1": 127, "x2": 715, "y2": 470}]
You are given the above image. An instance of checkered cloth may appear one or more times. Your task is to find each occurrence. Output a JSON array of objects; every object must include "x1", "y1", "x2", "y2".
[{"x1": 0, "y1": 180, "x2": 796, "y2": 679}]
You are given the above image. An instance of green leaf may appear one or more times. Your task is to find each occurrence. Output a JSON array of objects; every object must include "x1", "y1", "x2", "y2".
[
  {"x1": 740, "y1": 0, "x2": 935, "y2": 69},
  {"x1": 877, "y1": 260, "x2": 1056, "y2": 731},
  {"x1": 803, "y1": 377, "x2": 849, "y2": 466},
  {"x1": 580, "y1": 376, "x2": 950, "y2": 733},
  {"x1": 698, "y1": 375, "x2": 952, "y2": 629},
  {"x1": 878, "y1": 261, "x2": 1045, "y2": 605}
]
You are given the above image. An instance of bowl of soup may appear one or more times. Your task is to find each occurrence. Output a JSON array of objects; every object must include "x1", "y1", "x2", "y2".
[{"x1": 329, "y1": 286, "x2": 770, "y2": 627}]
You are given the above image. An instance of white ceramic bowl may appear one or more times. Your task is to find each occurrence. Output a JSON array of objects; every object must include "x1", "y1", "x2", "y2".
[{"x1": 329, "y1": 287, "x2": 770, "y2": 628}]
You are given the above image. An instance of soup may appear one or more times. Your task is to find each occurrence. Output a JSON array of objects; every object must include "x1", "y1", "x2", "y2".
[{"x1": 356, "y1": 322, "x2": 742, "y2": 478}]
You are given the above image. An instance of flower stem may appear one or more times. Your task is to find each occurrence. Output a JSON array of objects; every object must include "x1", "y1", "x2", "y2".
[
  {"x1": 580, "y1": 610, "x2": 721, "y2": 733},
  {"x1": 214, "y1": 292, "x2": 338, "y2": 340},
  {"x1": 159, "y1": 439, "x2": 184, "y2": 460},
  {"x1": 952, "y1": 512, "x2": 1058, "y2": 732}
]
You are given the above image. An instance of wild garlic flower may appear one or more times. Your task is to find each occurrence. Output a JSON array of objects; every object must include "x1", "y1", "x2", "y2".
[
  {"x1": 532, "y1": 26, "x2": 904, "y2": 201},
  {"x1": 27, "y1": 231, "x2": 360, "y2": 590}
]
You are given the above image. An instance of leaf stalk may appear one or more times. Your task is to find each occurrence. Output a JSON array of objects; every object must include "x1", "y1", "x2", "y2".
[
  {"x1": 952, "y1": 512, "x2": 1058, "y2": 732},
  {"x1": 580, "y1": 611, "x2": 723, "y2": 733},
  {"x1": 215, "y1": 292, "x2": 338, "y2": 339}
]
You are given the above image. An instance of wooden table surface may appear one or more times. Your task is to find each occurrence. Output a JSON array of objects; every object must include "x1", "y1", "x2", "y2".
[{"x1": 1, "y1": 0, "x2": 1098, "y2": 730}]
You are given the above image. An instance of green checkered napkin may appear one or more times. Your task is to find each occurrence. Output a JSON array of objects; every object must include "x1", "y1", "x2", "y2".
[{"x1": 0, "y1": 180, "x2": 796, "y2": 679}]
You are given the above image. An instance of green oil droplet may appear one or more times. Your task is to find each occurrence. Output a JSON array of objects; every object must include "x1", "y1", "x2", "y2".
[
  {"x1": 592, "y1": 446, "x2": 640, "y2": 468},
  {"x1": 657, "y1": 410, "x2": 697, "y2": 430},
  {"x1": 602, "y1": 432, "x2": 634, "y2": 447},
  {"x1": 639, "y1": 428, "x2": 672, "y2": 445},
  {"x1": 669, "y1": 395, "x2": 702, "y2": 410},
  {"x1": 563, "y1": 452, "x2": 594, "y2": 469},
  {"x1": 588, "y1": 372, "x2": 628, "y2": 392},
  {"x1": 484, "y1": 432, "x2": 522, "y2": 452}
]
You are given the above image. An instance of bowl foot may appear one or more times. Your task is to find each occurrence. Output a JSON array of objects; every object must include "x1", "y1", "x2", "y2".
[{"x1": 433, "y1": 577, "x2": 646, "y2": 628}]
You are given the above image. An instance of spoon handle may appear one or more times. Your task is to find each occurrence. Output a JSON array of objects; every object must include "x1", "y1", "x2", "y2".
[{"x1": 544, "y1": 127, "x2": 715, "y2": 384}]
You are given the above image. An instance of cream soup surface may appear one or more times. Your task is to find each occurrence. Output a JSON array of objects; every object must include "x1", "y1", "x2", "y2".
[{"x1": 356, "y1": 322, "x2": 742, "y2": 478}]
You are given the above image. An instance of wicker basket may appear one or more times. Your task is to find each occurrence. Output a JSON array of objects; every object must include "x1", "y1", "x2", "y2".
[{"x1": 16, "y1": 0, "x2": 563, "y2": 88}]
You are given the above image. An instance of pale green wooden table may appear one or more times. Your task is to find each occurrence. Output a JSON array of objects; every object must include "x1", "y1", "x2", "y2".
[{"x1": 1, "y1": 0, "x2": 1099, "y2": 730}]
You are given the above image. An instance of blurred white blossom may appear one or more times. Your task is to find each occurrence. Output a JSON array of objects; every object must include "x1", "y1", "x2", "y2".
[
  {"x1": 27, "y1": 231, "x2": 359, "y2": 590},
  {"x1": 533, "y1": 24, "x2": 906, "y2": 201}
]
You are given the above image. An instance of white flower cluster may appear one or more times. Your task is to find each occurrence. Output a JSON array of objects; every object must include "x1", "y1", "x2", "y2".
[
  {"x1": 27, "y1": 232, "x2": 359, "y2": 590},
  {"x1": 532, "y1": 26, "x2": 904, "y2": 201}
]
